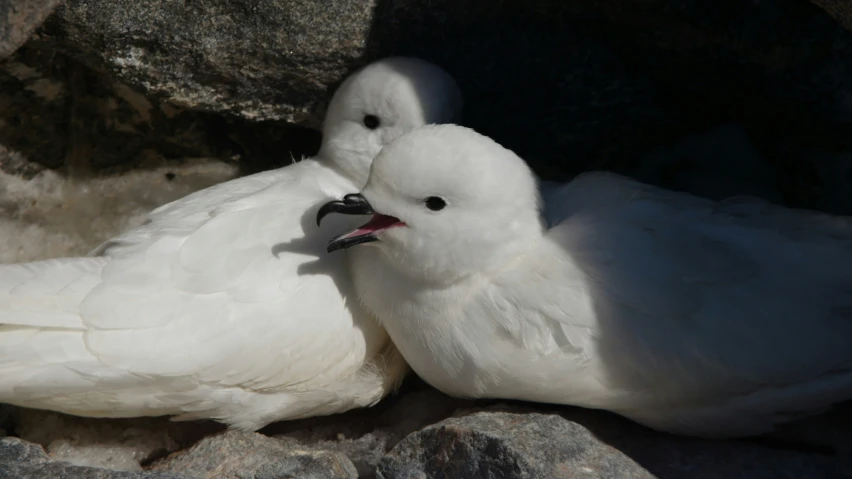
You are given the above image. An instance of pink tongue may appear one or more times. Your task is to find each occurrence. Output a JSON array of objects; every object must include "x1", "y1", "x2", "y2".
[{"x1": 344, "y1": 214, "x2": 404, "y2": 238}]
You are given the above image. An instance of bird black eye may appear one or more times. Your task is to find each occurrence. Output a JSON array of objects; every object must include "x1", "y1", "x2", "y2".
[
  {"x1": 425, "y1": 196, "x2": 446, "y2": 211},
  {"x1": 363, "y1": 114, "x2": 380, "y2": 130}
]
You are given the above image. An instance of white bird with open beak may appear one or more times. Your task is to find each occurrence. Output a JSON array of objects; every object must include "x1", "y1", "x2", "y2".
[{"x1": 318, "y1": 123, "x2": 852, "y2": 438}]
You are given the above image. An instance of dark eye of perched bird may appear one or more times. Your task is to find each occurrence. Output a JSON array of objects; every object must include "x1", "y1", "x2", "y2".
[
  {"x1": 425, "y1": 196, "x2": 447, "y2": 211},
  {"x1": 363, "y1": 114, "x2": 381, "y2": 129}
]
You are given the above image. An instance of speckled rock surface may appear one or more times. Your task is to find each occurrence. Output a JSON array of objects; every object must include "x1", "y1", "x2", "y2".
[
  {"x1": 150, "y1": 430, "x2": 358, "y2": 479},
  {"x1": 0, "y1": 0, "x2": 62, "y2": 58},
  {"x1": 4, "y1": 383, "x2": 852, "y2": 479},
  {"x1": 378, "y1": 411, "x2": 654, "y2": 479},
  {"x1": 0, "y1": 45, "x2": 321, "y2": 178},
  {"x1": 378, "y1": 405, "x2": 852, "y2": 479},
  {"x1": 40, "y1": 0, "x2": 378, "y2": 125},
  {"x1": 0, "y1": 437, "x2": 184, "y2": 479}
]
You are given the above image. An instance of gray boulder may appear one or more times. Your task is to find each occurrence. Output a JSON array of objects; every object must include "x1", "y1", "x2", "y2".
[
  {"x1": 0, "y1": 44, "x2": 320, "y2": 178},
  {"x1": 378, "y1": 406, "x2": 852, "y2": 479},
  {"x1": 39, "y1": 0, "x2": 377, "y2": 125},
  {"x1": 149, "y1": 429, "x2": 358, "y2": 479},
  {"x1": 10, "y1": 0, "x2": 848, "y2": 211},
  {"x1": 379, "y1": 411, "x2": 654, "y2": 479},
  {"x1": 0, "y1": 427, "x2": 358, "y2": 479}
]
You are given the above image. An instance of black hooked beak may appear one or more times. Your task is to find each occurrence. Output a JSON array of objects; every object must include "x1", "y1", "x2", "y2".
[
  {"x1": 316, "y1": 193, "x2": 405, "y2": 253},
  {"x1": 316, "y1": 193, "x2": 374, "y2": 226}
]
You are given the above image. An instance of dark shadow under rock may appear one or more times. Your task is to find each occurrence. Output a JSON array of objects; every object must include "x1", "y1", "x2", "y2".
[
  {"x1": 811, "y1": 0, "x2": 852, "y2": 31},
  {"x1": 365, "y1": 0, "x2": 680, "y2": 182}
]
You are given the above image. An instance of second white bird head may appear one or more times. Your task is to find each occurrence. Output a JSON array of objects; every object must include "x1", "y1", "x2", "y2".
[
  {"x1": 318, "y1": 58, "x2": 463, "y2": 187},
  {"x1": 317, "y1": 124, "x2": 545, "y2": 284}
]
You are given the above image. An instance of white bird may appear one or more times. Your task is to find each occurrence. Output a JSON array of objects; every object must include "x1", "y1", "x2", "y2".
[
  {"x1": 317, "y1": 124, "x2": 852, "y2": 438},
  {"x1": 0, "y1": 58, "x2": 462, "y2": 431}
]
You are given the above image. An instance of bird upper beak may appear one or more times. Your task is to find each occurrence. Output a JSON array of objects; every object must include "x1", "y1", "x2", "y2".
[{"x1": 316, "y1": 193, "x2": 405, "y2": 253}]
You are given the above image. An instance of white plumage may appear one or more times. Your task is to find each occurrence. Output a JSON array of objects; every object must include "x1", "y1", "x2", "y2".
[
  {"x1": 0, "y1": 58, "x2": 462, "y2": 431},
  {"x1": 320, "y1": 124, "x2": 852, "y2": 438}
]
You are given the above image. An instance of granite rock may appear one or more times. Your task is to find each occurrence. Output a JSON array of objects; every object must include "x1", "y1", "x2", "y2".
[
  {"x1": 0, "y1": 45, "x2": 321, "y2": 177},
  {"x1": 378, "y1": 405, "x2": 852, "y2": 479},
  {"x1": 379, "y1": 411, "x2": 653, "y2": 479},
  {"x1": 40, "y1": 0, "x2": 377, "y2": 125},
  {"x1": 149, "y1": 429, "x2": 358, "y2": 479},
  {"x1": 268, "y1": 384, "x2": 475, "y2": 478},
  {"x1": 0, "y1": 437, "x2": 184, "y2": 479},
  {"x1": 4, "y1": 382, "x2": 852, "y2": 479},
  {"x1": 0, "y1": 0, "x2": 62, "y2": 58}
]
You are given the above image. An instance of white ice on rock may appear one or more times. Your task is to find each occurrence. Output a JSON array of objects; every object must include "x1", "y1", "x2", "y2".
[
  {"x1": 0, "y1": 57, "x2": 462, "y2": 432},
  {"x1": 321, "y1": 124, "x2": 852, "y2": 438}
]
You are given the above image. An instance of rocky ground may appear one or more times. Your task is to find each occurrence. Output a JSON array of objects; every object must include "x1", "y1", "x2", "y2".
[
  {"x1": 2, "y1": 0, "x2": 852, "y2": 477},
  {"x1": 4, "y1": 382, "x2": 852, "y2": 478}
]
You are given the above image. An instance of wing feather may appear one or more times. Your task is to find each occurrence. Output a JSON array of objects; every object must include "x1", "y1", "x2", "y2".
[
  {"x1": 78, "y1": 160, "x2": 376, "y2": 391},
  {"x1": 542, "y1": 172, "x2": 852, "y2": 416},
  {"x1": 0, "y1": 160, "x2": 384, "y2": 421}
]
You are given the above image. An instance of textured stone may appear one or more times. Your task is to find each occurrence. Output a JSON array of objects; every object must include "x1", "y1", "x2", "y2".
[
  {"x1": 4, "y1": 384, "x2": 852, "y2": 478},
  {"x1": 0, "y1": 0, "x2": 62, "y2": 58},
  {"x1": 0, "y1": 437, "x2": 184, "y2": 479},
  {"x1": 378, "y1": 405, "x2": 852, "y2": 479},
  {"x1": 150, "y1": 430, "x2": 358, "y2": 479},
  {"x1": 268, "y1": 383, "x2": 474, "y2": 478},
  {"x1": 378, "y1": 411, "x2": 653, "y2": 479},
  {"x1": 41, "y1": 0, "x2": 377, "y2": 125},
  {"x1": 0, "y1": 45, "x2": 321, "y2": 177},
  {"x1": 549, "y1": 404, "x2": 852, "y2": 479}
]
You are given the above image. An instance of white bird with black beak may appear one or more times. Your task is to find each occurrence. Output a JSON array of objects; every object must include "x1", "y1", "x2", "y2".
[
  {"x1": 0, "y1": 58, "x2": 462, "y2": 430},
  {"x1": 317, "y1": 124, "x2": 852, "y2": 437}
]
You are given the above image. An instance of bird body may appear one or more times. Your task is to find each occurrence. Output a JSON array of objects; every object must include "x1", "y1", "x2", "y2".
[
  {"x1": 0, "y1": 58, "x2": 462, "y2": 430},
  {"x1": 321, "y1": 124, "x2": 852, "y2": 437}
]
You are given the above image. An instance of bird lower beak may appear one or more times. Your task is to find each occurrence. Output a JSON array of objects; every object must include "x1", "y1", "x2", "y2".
[{"x1": 316, "y1": 194, "x2": 405, "y2": 253}]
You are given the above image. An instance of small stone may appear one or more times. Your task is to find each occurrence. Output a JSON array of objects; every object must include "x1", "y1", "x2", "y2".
[
  {"x1": 151, "y1": 430, "x2": 358, "y2": 479},
  {"x1": 0, "y1": 437, "x2": 50, "y2": 465}
]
